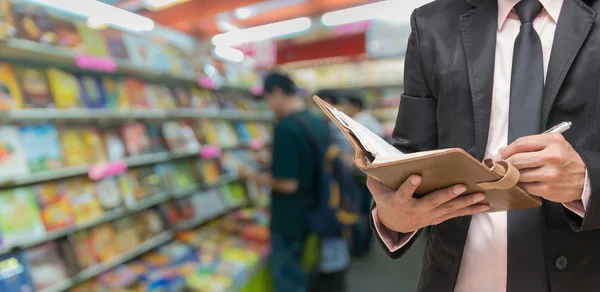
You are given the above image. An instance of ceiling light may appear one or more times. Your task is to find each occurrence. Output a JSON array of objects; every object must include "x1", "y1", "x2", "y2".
[
  {"x1": 143, "y1": 0, "x2": 190, "y2": 11},
  {"x1": 213, "y1": 46, "x2": 245, "y2": 63},
  {"x1": 212, "y1": 17, "x2": 311, "y2": 47},
  {"x1": 30, "y1": 0, "x2": 154, "y2": 32},
  {"x1": 321, "y1": 0, "x2": 433, "y2": 26},
  {"x1": 233, "y1": 8, "x2": 252, "y2": 20}
]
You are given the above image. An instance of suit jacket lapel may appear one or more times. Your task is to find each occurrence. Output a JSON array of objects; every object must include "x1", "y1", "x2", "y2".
[
  {"x1": 459, "y1": 0, "x2": 497, "y2": 161},
  {"x1": 542, "y1": 0, "x2": 596, "y2": 127}
]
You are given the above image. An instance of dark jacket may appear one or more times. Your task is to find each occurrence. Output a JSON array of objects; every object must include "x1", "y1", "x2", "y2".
[{"x1": 371, "y1": 0, "x2": 600, "y2": 291}]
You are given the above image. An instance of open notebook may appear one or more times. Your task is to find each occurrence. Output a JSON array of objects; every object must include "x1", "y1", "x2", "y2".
[
  {"x1": 325, "y1": 103, "x2": 450, "y2": 165},
  {"x1": 314, "y1": 95, "x2": 541, "y2": 212}
]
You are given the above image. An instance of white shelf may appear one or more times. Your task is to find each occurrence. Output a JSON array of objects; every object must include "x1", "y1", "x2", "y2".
[
  {"x1": 0, "y1": 108, "x2": 273, "y2": 123},
  {"x1": 39, "y1": 232, "x2": 173, "y2": 292}
]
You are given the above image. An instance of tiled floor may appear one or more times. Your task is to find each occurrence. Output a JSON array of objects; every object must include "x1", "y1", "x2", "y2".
[{"x1": 347, "y1": 234, "x2": 426, "y2": 292}]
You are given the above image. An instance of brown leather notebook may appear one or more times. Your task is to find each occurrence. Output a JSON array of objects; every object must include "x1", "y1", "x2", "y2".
[{"x1": 313, "y1": 96, "x2": 541, "y2": 212}]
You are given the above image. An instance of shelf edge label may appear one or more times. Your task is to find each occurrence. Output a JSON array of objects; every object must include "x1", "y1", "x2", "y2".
[
  {"x1": 76, "y1": 55, "x2": 118, "y2": 73},
  {"x1": 88, "y1": 161, "x2": 128, "y2": 180},
  {"x1": 200, "y1": 145, "x2": 222, "y2": 159}
]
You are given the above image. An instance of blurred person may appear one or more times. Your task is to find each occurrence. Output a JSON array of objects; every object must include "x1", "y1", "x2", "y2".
[
  {"x1": 343, "y1": 93, "x2": 383, "y2": 137},
  {"x1": 369, "y1": 0, "x2": 600, "y2": 291},
  {"x1": 242, "y1": 72, "x2": 327, "y2": 292},
  {"x1": 340, "y1": 92, "x2": 383, "y2": 257}
]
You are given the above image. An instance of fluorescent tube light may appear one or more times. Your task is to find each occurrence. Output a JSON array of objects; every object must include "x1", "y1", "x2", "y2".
[
  {"x1": 143, "y1": 0, "x2": 190, "y2": 11},
  {"x1": 213, "y1": 46, "x2": 245, "y2": 63},
  {"x1": 212, "y1": 17, "x2": 311, "y2": 47},
  {"x1": 30, "y1": 0, "x2": 154, "y2": 32},
  {"x1": 321, "y1": 0, "x2": 433, "y2": 26}
]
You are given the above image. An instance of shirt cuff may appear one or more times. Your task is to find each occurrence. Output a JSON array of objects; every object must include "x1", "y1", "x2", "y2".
[
  {"x1": 371, "y1": 208, "x2": 417, "y2": 252},
  {"x1": 562, "y1": 170, "x2": 592, "y2": 218}
]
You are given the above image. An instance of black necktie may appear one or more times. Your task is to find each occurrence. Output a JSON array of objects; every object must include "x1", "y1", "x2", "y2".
[{"x1": 507, "y1": 1, "x2": 549, "y2": 291}]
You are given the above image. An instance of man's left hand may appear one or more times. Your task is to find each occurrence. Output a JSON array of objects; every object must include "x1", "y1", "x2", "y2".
[{"x1": 499, "y1": 133, "x2": 586, "y2": 203}]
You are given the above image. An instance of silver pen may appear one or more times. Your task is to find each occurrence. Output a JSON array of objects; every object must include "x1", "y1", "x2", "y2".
[{"x1": 543, "y1": 121, "x2": 572, "y2": 134}]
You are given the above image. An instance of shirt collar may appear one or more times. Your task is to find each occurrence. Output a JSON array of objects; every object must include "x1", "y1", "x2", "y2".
[{"x1": 498, "y1": 0, "x2": 563, "y2": 29}]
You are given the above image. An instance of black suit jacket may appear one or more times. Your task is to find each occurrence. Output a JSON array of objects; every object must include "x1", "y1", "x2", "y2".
[{"x1": 371, "y1": 0, "x2": 600, "y2": 291}]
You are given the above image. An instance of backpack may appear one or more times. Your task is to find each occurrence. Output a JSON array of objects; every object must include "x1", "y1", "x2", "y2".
[{"x1": 293, "y1": 115, "x2": 361, "y2": 238}]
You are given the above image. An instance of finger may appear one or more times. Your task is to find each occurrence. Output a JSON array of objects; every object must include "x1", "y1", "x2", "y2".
[
  {"x1": 416, "y1": 184, "x2": 468, "y2": 211},
  {"x1": 430, "y1": 204, "x2": 490, "y2": 225},
  {"x1": 394, "y1": 175, "x2": 422, "y2": 203},
  {"x1": 518, "y1": 182, "x2": 549, "y2": 197},
  {"x1": 506, "y1": 152, "x2": 546, "y2": 170},
  {"x1": 366, "y1": 176, "x2": 394, "y2": 197},
  {"x1": 429, "y1": 192, "x2": 487, "y2": 219},
  {"x1": 499, "y1": 134, "x2": 551, "y2": 159}
]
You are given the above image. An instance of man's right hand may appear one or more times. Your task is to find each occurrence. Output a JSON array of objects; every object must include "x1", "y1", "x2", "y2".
[{"x1": 368, "y1": 175, "x2": 490, "y2": 233}]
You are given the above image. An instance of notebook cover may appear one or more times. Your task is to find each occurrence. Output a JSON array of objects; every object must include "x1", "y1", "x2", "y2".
[{"x1": 313, "y1": 95, "x2": 541, "y2": 212}]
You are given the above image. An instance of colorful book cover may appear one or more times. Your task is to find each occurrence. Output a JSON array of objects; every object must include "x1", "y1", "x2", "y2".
[
  {"x1": 162, "y1": 121, "x2": 200, "y2": 153},
  {"x1": 0, "y1": 62, "x2": 23, "y2": 110},
  {"x1": 15, "y1": 66, "x2": 54, "y2": 108},
  {"x1": 24, "y1": 242, "x2": 68, "y2": 290},
  {"x1": 136, "y1": 209, "x2": 164, "y2": 240},
  {"x1": 113, "y1": 217, "x2": 140, "y2": 253},
  {"x1": 47, "y1": 68, "x2": 80, "y2": 109},
  {"x1": 103, "y1": 129, "x2": 126, "y2": 161},
  {"x1": 121, "y1": 123, "x2": 151, "y2": 156},
  {"x1": 59, "y1": 128, "x2": 88, "y2": 167},
  {"x1": 170, "y1": 86, "x2": 192, "y2": 108},
  {"x1": 103, "y1": 78, "x2": 129, "y2": 110},
  {"x1": 138, "y1": 167, "x2": 166, "y2": 195},
  {"x1": 0, "y1": 251, "x2": 35, "y2": 292},
  {"x1": 172, "y1": 161, "x2": 196, "y2": 189},
  {"x1": 0, "y1": 0, "x2": 15, "y2": 41},
  {"x1": 77, "y1": 75, "x2": 107, "y2": 109},
  {"x1": 146, "y1": 124, "x2": 166, "y2": 153},
  {"x1": 19, "y1": 124, "x2": 63, "y2": 172},
  {"x1": 51, "y1": 17, "x2": 81, "y2": 49},
  {"x1": 159, "y1": 202, "x2": 183, "y2": 226},
  {"x1": 156, "y1": 85, "x2": 177, "y2": 109},
  {"x1": 95, "y1": 177, "x2": 122, "y2": 211},
  {"x1": 0, "y1": 126, "x2": 29, "y2": 180},
  {"x1": 12, "y1": 2, "x2": 55, "y2": 44},
  {"x1": 67, "y1": 178, "x2": 104, "y2": 224},
  {"x1": 81, "y1": 127, "x2": 107, "y2": 164},
  {"x1": 89, "y1": 223, "x2": 119, "y2": 262},
  {"x1": 153, "y1": 163, "x2": 176, "y2": 190},
  {"x1": 200, "y1": 120, "x2": 219, "y2": 146},
  {"x1": 197, "y1": 160, "x2": 220, "y2": 185},
  {"x1": 0, "y1": 187, "x2": 45, "y2": 246},
  {"x1": 117, "y1": 172, "x2": 144, "y2": 208},
  {"x1": 33, "y1": 181, "x2": 74, "y2": 231},
  {"x1": 75, "y1": 23, "x2": 109, "y2": 57},
  {"x1": 124, "y1": 79, "x2": 149, "y2": 109},
  {"x1": 101, "y1": 28, "x2": 129, "y2": 59},
  {"x1": 234, "y1": 121, "x2": 252, "y2": 144},
  {"x1": 70, "y1": 230, "x2": 96, "y2": 269},
  {"x1": 189, "y1": 87, "x2": 208, "y2": 109},
  {"x1": 122, "y1": 33, "x2": 149, "y2": 67}
]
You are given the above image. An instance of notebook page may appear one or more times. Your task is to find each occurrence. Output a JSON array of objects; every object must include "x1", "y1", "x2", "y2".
[{"x1": 372, "y1": 149, "x2": 453, "y2": 165}]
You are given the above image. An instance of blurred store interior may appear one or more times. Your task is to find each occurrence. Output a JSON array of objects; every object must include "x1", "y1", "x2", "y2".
[{"x1": 0, "y1": 0, "x2": 431, "y2": 291}]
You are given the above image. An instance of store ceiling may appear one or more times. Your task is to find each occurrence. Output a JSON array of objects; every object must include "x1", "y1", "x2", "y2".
[{"x1": 114, "y1": 0, "x2": 375, "y2": 39}]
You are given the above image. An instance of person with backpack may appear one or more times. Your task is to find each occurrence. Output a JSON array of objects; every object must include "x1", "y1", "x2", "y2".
[{"x1": 241, "y1": 72, "x2": 329, "y2": 292}]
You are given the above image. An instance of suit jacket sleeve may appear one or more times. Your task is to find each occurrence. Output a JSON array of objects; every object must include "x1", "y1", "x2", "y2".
[
  {"x1": 567, "y1": 149, "x2": 600, "y2": 231},
  {"x1": 370, "y1": 8, "x2": 439, "y2": 260}
]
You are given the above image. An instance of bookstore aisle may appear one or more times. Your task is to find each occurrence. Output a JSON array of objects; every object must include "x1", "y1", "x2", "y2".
[{"x1": 348, "y1": 235, "x2": 426, "y2": 292}]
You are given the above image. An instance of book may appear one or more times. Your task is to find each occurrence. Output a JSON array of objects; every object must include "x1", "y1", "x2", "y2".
[
  {"x1": 77, "y1": 75, "x2": 107, "y2": 109},
  {"x1": 0, "y1": 187, "x2": 45, "y2": 246},
  {"x1": 76, "y1": 22, "x2": 109, "y2": 57},
  {"x1": 147, "y1": 123, "x2": 167, "y2": 153},
  {"x1": 102, "y1": 28, "x2": 129, "y2": 59},
  {"x1": 314, "y1": 96, "x2": 542, "y2": 212},
  {"x1": 81, "y1": 127, "x2": 107, "y2": 164},
  {"x1": 95, "y1": 177, "x2": 122, "y2": 211},
  {"x1": 162, "y1": 121, "x2": 201, "y2": 153},
  {"x1": 0, "y1": 62, "x2": 23, "y2": 110},
  {"x1": 47, "y1": 68, "x2": 81, "y2": 109},
  {"x1": 59, "y1": 128, "x2": 88, "y2": 167},
  {"x1": 103, "y1": 78, "x2": 129, "y2": 110},
  {"x1": 124, "y1": 79, "x2": 149, "y2": 109},
  {"x1": 0, "y1": 251, "x2": 35, "y2": 291},
  {"x1": 66, "y1": 178, "x2": 104, "y2": 224},
  {"x1": 12, "y1": 2, "x2": 55, "y2": 44},
  {"x1": 19, "y1": 124, "x2": 63, "y2": 172},
  {"x1": 117, "y1": 171, "x2": 144, "y2": 208},
  {"x1": 153, "y1": 163, "x2": 177, "y2": 190},
  {"x1": 113, "y1": 217, "x2": 141, "y2": 253},
  {"x1": 0, "y1": 126, "x2": 29, "y2": 180},
  {"x1": 51, "y1": 17, "x2": 81, "y2": 49},
  {"x1": 15, "y1": 66, "x2": 54, "y2": 108},
  {"x1": 70, "y1": 230, "x2": 96, "y2": 269},
  {"x1": 33, "y1": 181, "x2": 74, "y2": 231},
  {"x1": 170, "y1": 86, "x2": 192, "y2": 108},
  {"x1": 24, "y1": 242, "x2": 69, "y2": 290},
  {"x1": 89, "y1": 223, "x2": 119, "y2": 262},
  {"x1": 121, "y1": 123, "x2": 151, "y2": 156},
  {"x1": 103, "y1": 129, "x2": 126, "y2": 161}
]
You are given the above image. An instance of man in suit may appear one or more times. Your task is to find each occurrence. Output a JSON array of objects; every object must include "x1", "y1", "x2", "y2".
[{"x1": 368, "y1": 0, "x2": 600, "y2": 291}]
